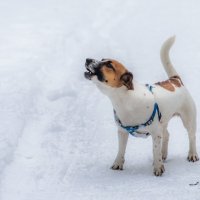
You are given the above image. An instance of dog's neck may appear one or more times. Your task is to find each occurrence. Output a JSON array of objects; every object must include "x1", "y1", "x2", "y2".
[
  {"x1": 108, "y1": 81, "x2": 152, "y2": 108},
  {"x1": 94, "y1": 79, "x2": 155, "y2": 125}
]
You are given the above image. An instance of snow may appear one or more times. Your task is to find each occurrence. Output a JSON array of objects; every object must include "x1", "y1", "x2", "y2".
[{"x1": 0, "y1": 0, "x2": 200, "y2": 199}]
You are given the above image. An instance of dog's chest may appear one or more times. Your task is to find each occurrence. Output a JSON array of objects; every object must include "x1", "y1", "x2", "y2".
[
  {"x1": 114, "y1": 103, "x2": 160, "y2": 138},
  {"x1": 113, "y1": 97, "x2": 155, "y2": 126}
]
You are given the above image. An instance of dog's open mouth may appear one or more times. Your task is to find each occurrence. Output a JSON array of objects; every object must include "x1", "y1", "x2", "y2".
[
  {"x1": 84, "y1": 58, "x2": 99, "y2": 80},
  {"x1": 84, "y1": 67, "x2": 95, "y2": 80}
]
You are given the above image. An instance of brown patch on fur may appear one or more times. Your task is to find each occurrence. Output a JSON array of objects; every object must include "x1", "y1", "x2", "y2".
[
  {"x1": 156, "y1": 75, "x2": 183, "y2": 92},
  {"x1": 101, "y1": 59, "x2": 133, "y2": 90},
  {"x1": 170, "y1": 75, "x2": 184, "y2": 86},
  {"x1": 156, "y1": 80, "x2": 175, "y2": 91},
  {"x1": 170, "y1": 78, "x2": 181, "y2": 87}
]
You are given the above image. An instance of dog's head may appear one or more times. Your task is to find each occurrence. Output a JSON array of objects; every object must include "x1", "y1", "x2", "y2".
[{"x1": 84, "y1": 58, "x2": 133, "y2": 91}]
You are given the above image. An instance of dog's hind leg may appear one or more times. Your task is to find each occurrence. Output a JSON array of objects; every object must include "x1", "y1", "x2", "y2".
[
  {"x1": 180, "y1": 100, "x2": 199, "y2": 162},
  {"x1": 162, "y1": 127, "x2": 169, "y2": 161},
  {"x1": 111, "y1": 129, "x2": 129, "y2": 170}
]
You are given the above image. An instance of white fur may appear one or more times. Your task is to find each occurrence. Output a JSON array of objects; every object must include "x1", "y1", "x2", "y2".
[
  {"x1": 92, "y1": 36, "x2": 199, "y2": 176},
  {"x1": 160, "y1": 36, "x2": 178, "y2": 77}
]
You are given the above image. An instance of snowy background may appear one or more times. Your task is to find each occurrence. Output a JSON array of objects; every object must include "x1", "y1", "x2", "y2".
[{"x1": 0, "y1": 0, "x2": 200, "y2": 199}]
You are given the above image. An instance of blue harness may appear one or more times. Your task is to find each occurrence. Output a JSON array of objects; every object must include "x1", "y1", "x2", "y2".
[{"x1": 114, "y1": 84, "x2": 162, "y2": 137}]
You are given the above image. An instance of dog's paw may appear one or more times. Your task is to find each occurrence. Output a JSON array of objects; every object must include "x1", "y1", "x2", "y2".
[
  {"x1": 153, "y1": 165, "x2": 165, "y2": 176},
  {"x1": 187, "y1": 153, "x2": 199, "y2": 162},
  {"x1": 111, "y1": 157, "x2": 124, "y2": 170}
]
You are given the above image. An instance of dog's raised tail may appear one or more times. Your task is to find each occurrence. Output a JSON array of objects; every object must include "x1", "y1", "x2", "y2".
[{"x1": 160, "y1": 36, "x2": 179, "y2": 77}]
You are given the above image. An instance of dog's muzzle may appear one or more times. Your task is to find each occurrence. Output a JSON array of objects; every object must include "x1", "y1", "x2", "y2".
[{"x1": 84, "y1": 58, "x2": 100, "y2": 80}]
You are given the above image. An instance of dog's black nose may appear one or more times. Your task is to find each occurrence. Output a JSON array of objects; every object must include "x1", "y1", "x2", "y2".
[{"x1": 86, "y1": 58, "x2": 93, "y2": 65}]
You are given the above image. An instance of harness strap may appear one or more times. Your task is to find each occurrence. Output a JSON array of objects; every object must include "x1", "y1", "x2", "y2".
[
  {"x1": 145, "y1": 84, "x2": 154, "y2": 93},
  {"x1": 114, "y1": 84, "x2": 162, "y2": 137}
]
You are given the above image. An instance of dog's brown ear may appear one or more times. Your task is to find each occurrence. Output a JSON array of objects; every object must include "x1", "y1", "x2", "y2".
[{"x1": 120, "y1": 72, "x2": 133, "y2": 90}]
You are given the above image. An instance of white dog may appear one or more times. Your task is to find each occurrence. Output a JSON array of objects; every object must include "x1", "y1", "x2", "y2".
[{"x1": 84, "y1": 36, "x2": 199, "y2": 176}]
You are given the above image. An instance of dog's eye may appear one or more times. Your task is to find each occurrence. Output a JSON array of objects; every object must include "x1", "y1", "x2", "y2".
[
  {"x1": 106, "y1": 62, "x2": 115, "y2": 70},
  {"x1": 107, "y1": 63, "x2": 112, "y2": 68}
]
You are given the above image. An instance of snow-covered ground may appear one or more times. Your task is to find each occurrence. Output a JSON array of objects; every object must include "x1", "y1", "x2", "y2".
[{"x1": 0, "y1": 0, "x2": 200, "y2": 199}]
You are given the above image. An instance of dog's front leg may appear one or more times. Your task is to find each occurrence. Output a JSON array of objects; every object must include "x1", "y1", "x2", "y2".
[
  {"x1": 111, "y1": 129, "x2": 129, "y2": 170},
  {"x1": 152, "y1": 127, "x2": 165, "y2": 176}
]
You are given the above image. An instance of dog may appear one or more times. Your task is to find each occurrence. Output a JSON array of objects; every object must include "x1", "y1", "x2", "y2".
[{"x1": 84, "y1": 36, "x2": 199, "y2": 176}]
